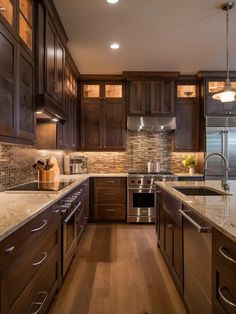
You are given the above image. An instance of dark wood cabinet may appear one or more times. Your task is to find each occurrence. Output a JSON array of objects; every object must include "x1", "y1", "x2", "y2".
[
  {"x1": 0, "y1": 203, "x2": 61, "y2": 314},
  {"x1": 128, "y1": 80, "x2": 175, "y2": 116},
  {"x1": 93, "y1": 177, "x2": 126, "y2": 221},
  {"x1": 174, "y1": 100, "x2": 200, "y2": 151},
  {"x1": 212, "y1": 228, "x2": 236, "y2": 314},
  {"x1": 18, "y1": 48, "x2": 35, "y2": 140},
  {"x1": 0, "y1": 23, "x2": 17, "y2": 138},
  {"x1": 80, "y1": 81, "x2": 126, "y2": 151},
  {"x1": 156, "y1": 187, "x2": 183, "y2": 292},
  {"x1": 198, "y1": 72, "x2": 236, "y2": 116},
  {"x1": 0, "y1": 0, "x2": 16, "y2": 35}
]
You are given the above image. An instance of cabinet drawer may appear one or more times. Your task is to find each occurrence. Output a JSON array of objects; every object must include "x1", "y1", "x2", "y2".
[
  {"x1": 94, "y1": 177, "x2": 126, "y2": 188},
  {"x1": 213, "y1": 255, "x2": 236, "y2": 314},
  {"x1": 1, "y1": 219, "x2": 60, "y2": 311},
  {"x1": 3, "y1": 246, "x2": 59, "y2": 314},
  {"x1": 95, "y1": 205, "x2": 126, "y2": 220},
  {"x1": 213, "y1": 228, "x2": 236, "y2": 274},
  {"x1": 0, "y1": 203, "x2": 60, "y2": 272},
  {"x1": 95, "y1": 187, "x2": 126, "y2": 204}
]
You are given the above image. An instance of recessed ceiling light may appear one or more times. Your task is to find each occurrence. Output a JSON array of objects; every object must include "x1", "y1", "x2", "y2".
[
  {"x1": 52, "y1": 118, "x2": 59, "y2": 122},
  {"x1": 106, "y1": 0, "x2": 119, "y2": 4},
  {"x1": 110, "y1": 43, "x2": 120, "y2": 49}
]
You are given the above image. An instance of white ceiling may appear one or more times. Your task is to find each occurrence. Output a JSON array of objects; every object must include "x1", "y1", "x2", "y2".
[{"x1": 54, "y1": 0, "x2": 236, "y2": 74}]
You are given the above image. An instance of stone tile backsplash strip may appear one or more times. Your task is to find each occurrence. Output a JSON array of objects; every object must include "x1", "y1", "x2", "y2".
[
  {"x1": 0, "y1": 132, "x2": 203, "y2": 190},
  {"x1": 0, "y1": 143, "x2": 64, "y2": 191}
]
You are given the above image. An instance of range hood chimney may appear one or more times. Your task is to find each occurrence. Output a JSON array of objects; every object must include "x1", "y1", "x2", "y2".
[{"x1": 127, "y1": 116, "x2": 176, "y2": 131}]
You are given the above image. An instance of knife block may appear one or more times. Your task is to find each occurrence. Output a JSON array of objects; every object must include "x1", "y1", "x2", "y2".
[{"x1": 39, "y1": 169, "x2": 55, "y2": 182}]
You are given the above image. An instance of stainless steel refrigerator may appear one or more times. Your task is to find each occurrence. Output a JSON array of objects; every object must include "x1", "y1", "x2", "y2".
[{"x1": 205, "y1": 117, "x2": 236, "y2": 179}]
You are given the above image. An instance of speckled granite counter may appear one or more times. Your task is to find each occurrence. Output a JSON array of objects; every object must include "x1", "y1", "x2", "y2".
[
  {"x1": 156, "y1": 180, "x2": 236, "y2": 242},
  {"x1": 0, "y1": 173, "x2": 128, "y2": 241},
  {"x1": 174, "y1": 172, "x2": 204, "y2": 178}
]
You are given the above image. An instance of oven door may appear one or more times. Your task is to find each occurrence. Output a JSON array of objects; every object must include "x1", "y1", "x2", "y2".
[
  {"x1": 128, "y1": 187, "x2": 156, "y2": 222},
  {"x1": 63, "y1": 203, "x2": 80, "y2": 276}
]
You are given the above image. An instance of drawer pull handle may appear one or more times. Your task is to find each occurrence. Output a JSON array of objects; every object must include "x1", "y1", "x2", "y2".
[
  {"x1": 32, "y1": 252, "x2": 48, "y2": 266},
  {"x1": 219, "y1": 287, "x2": 236, "y2": 308},
  {"x1": 31, "y1": 220, "x2": 47, "y2": 233},
  {"x1": 219, "y1": 246, "x2": 236, "y2": 264},
  {"x1": 104, "y1": 209, "x2": 115, "y2": 212},
  {"x1": 105, "y1": 193, "x2": 115, "y2": 195},
  {"x1": 31, "y1": 291, "x2": 48, "y2": 314},
  {"x1": 179, "y1": 209, "x2": 211, "y2": 233},
  {"x1": 4, "y1": 246, "x2": 15, "y2": 254},
  {"x1": 104, "y1": 180, "x2": 116, "y2": 184},
  {"x1": 53, "y1": 209, "x2": 60, "y2": 213}
]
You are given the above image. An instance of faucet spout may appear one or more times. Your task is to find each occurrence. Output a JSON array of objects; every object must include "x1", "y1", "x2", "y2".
[{"x1": 204, "y1": 153, "x2": 230, "y2": 191}]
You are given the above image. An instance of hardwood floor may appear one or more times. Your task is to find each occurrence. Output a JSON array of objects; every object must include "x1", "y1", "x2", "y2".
[{"x1": 50, "y1": 224, "x2": 186, "y2": 314}]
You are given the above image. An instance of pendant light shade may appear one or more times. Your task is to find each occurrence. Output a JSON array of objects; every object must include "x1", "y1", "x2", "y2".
[{"x1": 212, "y1": 1, "x2": 236, "y2": 103}]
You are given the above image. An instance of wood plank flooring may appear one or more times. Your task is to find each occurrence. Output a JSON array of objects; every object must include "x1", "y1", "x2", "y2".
[{"x1": 50, "y1": 224, "x2": 186, "y2": 314}]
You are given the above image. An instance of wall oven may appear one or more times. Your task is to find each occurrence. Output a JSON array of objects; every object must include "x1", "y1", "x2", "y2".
[{"x1": 127, "y1": 172, "x2": 177, "y2": 223}]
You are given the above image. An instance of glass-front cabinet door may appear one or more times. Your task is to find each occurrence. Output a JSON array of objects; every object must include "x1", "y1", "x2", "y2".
[
  {"x1": 205, "y1": 80, "x2": 236, "y2": 116},
  {"x1": 177, "y1": 85, "x2": 197, "y2": 98},
  {"x1": 0, "y1": 0, "x2": 14, "y2": 27},
  {"x1": 19, "y1": 0, "x2": 32, "y2": 50},
  {"x1": 82, "y1": 82, "x2": 124, "y2": 101},
  {"x1": 105, "y1": 84, "x2": 123, "y2": 100},
  {"x1": 83, "y1": 84, "x2": 100, "y2": 100}
]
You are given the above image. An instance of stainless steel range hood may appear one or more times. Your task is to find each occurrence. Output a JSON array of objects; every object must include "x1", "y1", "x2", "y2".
[{"x1": 127, "y1": 116, "x2": 176, "y2": 131}]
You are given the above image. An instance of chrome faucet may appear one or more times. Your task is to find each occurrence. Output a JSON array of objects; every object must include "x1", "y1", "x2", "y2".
[{"x1": 204, "y1": 153, "x2": 230, "y2": 191}]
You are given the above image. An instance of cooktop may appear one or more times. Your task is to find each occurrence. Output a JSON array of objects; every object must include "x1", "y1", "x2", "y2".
[{"x1": 6, "y1": 180, "x2": 75, "y2": 193}]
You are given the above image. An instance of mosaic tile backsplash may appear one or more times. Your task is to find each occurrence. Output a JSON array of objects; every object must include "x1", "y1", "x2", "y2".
[{"x1": 0, "y1": 132, "x2": 202, "y2": 190}]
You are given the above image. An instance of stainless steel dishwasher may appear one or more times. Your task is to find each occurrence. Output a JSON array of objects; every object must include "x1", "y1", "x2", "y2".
[{"x1": 179, "y1": 206, "x2": 212, "y2": 314}]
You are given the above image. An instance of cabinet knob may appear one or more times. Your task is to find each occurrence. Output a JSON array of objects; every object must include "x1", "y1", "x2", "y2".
[
  {"x1": 166, "y1": 224, "x2": 175, "y2": 230},
  {"x1": 4, "y1": 246, "x2": 15, "y2": 254},
  {"x1": 99, "y1": 97, "x2": 103, "y2": 100}
]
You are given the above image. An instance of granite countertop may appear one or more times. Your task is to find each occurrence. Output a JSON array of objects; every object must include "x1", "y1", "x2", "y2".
[
  {"x1": 0, "y1": 173, "x2": 128, "y2": 242},
  {"x1": 156, "y1": 180, "x2": 236, "y2": 242}
]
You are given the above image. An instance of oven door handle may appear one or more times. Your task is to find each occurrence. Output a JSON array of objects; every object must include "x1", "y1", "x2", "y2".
[
  {"x1": 64, "y1": 202, "x2": 81, "y2": 224},
  {"x1": 128, "y1": 188, "x2": 156, "y2": 191}
]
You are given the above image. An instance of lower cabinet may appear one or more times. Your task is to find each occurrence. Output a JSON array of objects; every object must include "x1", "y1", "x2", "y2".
[
  {"x1": 212, "y1": 228, "x2": 236, "y2": 314},
  {"x1": 76, "y1": 179, "x2": 89, "y2": 241},
  {"x1": 156, "y1": 187, "x2": 183, "y2": 292},
  {"x1": 0, "y1": 203, "x2": 61, "y2": 314},
  {"x1": 94, "y1": 177, "x2": 126, "y2": 220}
]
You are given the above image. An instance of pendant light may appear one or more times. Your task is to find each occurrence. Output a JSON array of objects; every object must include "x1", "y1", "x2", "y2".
[{"x1": 212, "y1": 1, "x2": 236, "y2": 103}]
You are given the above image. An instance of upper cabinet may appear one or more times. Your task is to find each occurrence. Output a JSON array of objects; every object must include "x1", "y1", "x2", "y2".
[
  {"x1": 80, "y1": 79, "x2": 126, "y2": 151},
  {"x1": 124, "y1": 72, "x2": 179, "y2": 116},
  {"x1": 198, "y1": 72, "x2": 236, "y2": 116},
  {"x1": 19, "y1": 0, "x2": 33, "y2": 52},
  {"x1": 35, "y1": 0, "x2": 67, "y2": 118},
  {"x1": 173, "y1": 77, "x2": 200, "y2": 152},
  {"x1": 0, "y1": 2, "x2": 35, "y2": 145}
]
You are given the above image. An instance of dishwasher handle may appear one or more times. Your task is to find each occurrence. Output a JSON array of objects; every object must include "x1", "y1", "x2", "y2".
[{"x1": 179, "y1": 209, "x2": 212, "y2": 233}]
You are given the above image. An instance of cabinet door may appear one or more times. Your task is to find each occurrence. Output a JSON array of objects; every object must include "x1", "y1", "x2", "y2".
[
  {"x1": 0, "y1": 24, "x2": 17, "y2": 137},
  {"x1": 71, "y1": 96, "x2": 78, "y2": 149},
  {"x1": 205, "y1": 80, "x2": 236, "y2": 116},
  {"x1": 19, "y1": 0, "x2": 33, "y2": 53},
  {"x1": 104, "y1": 83, "x2": 124, "y2": 102},
  {"x1": 103, "y1": 102, "x2": 125, "y2": 150},
  {"x1": 175, "y1": 100, "x2": 200, "y2": 151},
  {"x1": 18, "y1": 48, "x2": 35, "y2": 141},
  {"x1": 82, "y1": 83, "x2": 101, "y2": 101},
  {"x1": 150, "y1": 81, "x2": 164, "y2": 114},
  {"x1": 46, "y1": 18, "x2": 56, "y2": 100},
  {"x1": 81, "y1": 102, "x2": 102, "y2": 150},
  {"x1": 129, "y1": 81, "x2": 146, "y2": 114},
  {"x1": 55, "y1": 38, "x2": 64, "y2": 106},
  {"x1": 163, "y1": 80, "x2": 175, "y2": 115}
]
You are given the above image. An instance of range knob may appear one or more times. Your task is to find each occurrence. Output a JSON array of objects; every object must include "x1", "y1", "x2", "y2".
[
  {"x1": 138, "y1": 180, "x2": 141, "y2": 184},
  {"x1": 147, "y1": 180, "x2": 151, "y2": 184},
  {"x1": 131, "y1": 180, "x2": 135, "y2": 183}
]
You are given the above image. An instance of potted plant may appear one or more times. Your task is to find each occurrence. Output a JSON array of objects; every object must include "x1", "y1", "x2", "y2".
[{"x1": 182, "y1": 155, "x2": 197, "y2": 175}]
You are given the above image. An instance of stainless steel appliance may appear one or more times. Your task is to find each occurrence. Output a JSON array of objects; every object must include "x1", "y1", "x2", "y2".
[
  {"x1": 59, "y1": 187, "x2": 82, "y2": 276},
  {"x1": 64, "y1": 155, "x2": 88, "y2": 174},
  {"x1": 127, "y1": 171, "x2": 177, "y2": 223},
  {"x1": 179, "y1": 207, "x2": 212, "y2": 314},
  {"x1": 205, "y1": 117, "x2": 236, "y2": 179}
]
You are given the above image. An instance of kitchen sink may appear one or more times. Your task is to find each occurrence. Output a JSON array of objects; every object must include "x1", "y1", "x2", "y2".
[{"x1": 173, "y1": 186, "x2": 226, "y2": 196}]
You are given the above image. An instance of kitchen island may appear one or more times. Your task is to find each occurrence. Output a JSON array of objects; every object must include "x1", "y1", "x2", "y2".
[{"x1": 156, "y1": 180, "x2": 236, "y2": 314}]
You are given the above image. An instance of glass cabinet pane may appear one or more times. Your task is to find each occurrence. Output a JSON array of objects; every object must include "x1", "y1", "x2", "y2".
[
  {"x1": 177, "y1": 85, "x2": 196, "y2": 98},
  {"x1": 208, "y1": 81, "x2": 236, "y2": 93},
  {"x1": 19, "y1": 0, "x2": 32, "y2": 50},
  {"x1": 84, "y1": 85, "x2": 100, "y2": 98},
  {"x1": 0, "y1": 0, "x2": 13, "y2": 25},
  {"x1": 105, "y1": 84, "x2": 122, "y2": 98}
]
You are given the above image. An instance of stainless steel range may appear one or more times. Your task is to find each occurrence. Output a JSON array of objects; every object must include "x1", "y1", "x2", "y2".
[{"x1": 127, "y1": 171, "x2": 177, "y2": 223}]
